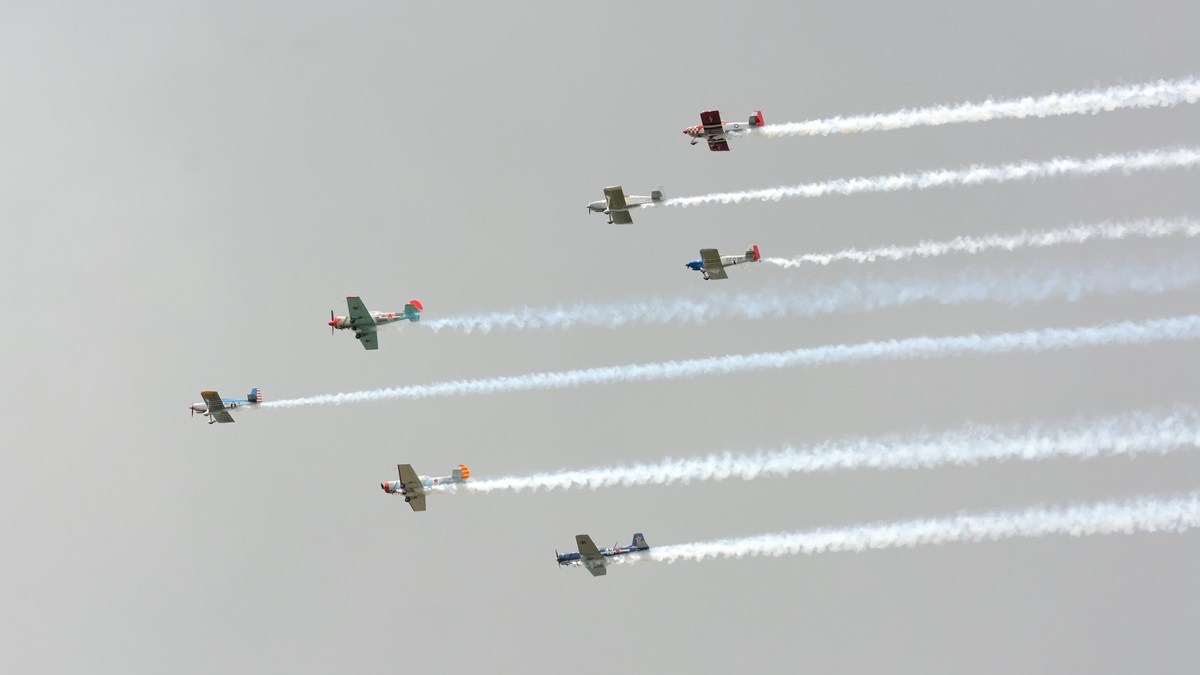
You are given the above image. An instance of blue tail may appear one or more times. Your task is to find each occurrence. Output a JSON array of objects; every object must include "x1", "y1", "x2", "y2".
[
  {"x1": 248, "y1": 387, "x2": 262, "y2": 403},
  {"x1": 404, "y1": 300, "x2": 423, "y2": 322},
  {"x1": 631, "y1": 533, "x2": 648, "y2": 550}
]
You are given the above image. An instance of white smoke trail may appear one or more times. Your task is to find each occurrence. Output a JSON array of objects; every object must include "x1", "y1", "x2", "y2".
[
  {"x1": 423, "y1": 254, "x2": 1200, "y2": 333},
  {"x1": 760, "y1": 77, "x2": 1200, "y2": 138},
  {"x1": 664, "y1": 147, "x2": 1200, "y2": 208},
  {"x1": 764, "y1": 217, "x2": 1200, "y2": 268},
  {"x1": 607, "y1": 491, "x2": 1200, "y2": 566},
  {"x1": 263, "y1": 314, "x2": 1200, "y2": 409},
  {"x1": 438, "y1": 407, "x2": 1200, "y2": 493}
]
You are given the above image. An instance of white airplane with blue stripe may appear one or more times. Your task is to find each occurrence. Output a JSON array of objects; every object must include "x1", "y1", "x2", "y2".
[{"x1": 189, "y1": 388, "x2": 263, "y2": 424}]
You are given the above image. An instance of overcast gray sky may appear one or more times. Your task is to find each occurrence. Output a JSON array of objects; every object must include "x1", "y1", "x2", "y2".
[{"x1": 2, "y1": 1, "x2": 1199, "y2": 673}]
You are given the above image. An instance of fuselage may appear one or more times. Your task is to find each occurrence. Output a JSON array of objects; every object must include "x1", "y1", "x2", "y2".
[
  {"x1": 587, "y1": 195, "x2": 656, "y2": 214},
  {"x1": 380, "y1": 475, "x2": 459, "y2": 493},
  {"x1": 555, "y1": 546, "x2": 642, "y2": 566},
  {"x1": 188, "y1": 398, "x2": 255, "y2": 414},
  {"x1": 683, "y1": 121, "x2": 756, "y2": 143},
  {"x1": 685, "y1": 254, "x2": 748, "y2": 271},
  {"x1": 329, "y1": 312, "x2": 408, "y2": 332}
]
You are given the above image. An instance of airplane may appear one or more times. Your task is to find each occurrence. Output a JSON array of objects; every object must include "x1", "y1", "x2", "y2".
[
  {"x1": 328, "y1": 296, "x2": 423, "y2": 350},
  {"x1": 587, "y1": 185, "x2": 664, "y2": 224},
  {"x1": 380, "y1": 463, "x2": 470, "y2": 512},
  {"x1": 556, "y1": 533, "x2": 649, "y2": 577},
  {"x1": 683, "y1": 109, "x2": 764, "y2": 151},
  {"x1": 685, "y1": 245, "x2": 761, "y2": 280},
  {"x1": 189, "y1": 388, "x2": 263, "y2": 424}
]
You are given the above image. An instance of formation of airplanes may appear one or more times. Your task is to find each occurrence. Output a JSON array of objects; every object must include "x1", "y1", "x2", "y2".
[
  {"x1": 381, "y1": 463, "x2": 470, "y2": 512},
  {"x1": 556, "y1": 533, "x2": 650, "y2": 576},
  {"x1": 191, "y1": 111, "x2": 767, "y2": 575},
  {"x1": 686, "y1": 245, "x2": 761, "y2": 280}
]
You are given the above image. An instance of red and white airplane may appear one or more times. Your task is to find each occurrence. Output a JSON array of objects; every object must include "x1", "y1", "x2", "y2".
[
  {"x1": 683, "y1": 110, "x2": 764, "y2": 151},
  {"x1": 328, "y1": 296, "x2": 422, "y2": 350}
]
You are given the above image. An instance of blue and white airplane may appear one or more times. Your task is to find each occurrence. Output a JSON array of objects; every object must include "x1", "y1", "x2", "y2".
[
  {"x1": 685, "y1": 245, "x2": 760, "y2": 280},
  {"x1": 381, "y1": 463, "x2": 470, "y2": 512},
  {"x1": 556, "y1": 533, "x2": 649, "y2": 577},
  {"x1": 189, "y1": 388, "x2": 263, "y2": 424}
]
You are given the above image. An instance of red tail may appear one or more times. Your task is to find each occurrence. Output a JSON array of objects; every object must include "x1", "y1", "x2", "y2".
[
  {"x1": 753, "y1": 245, "x2": 761, "y2": 261},
  {"x1": 752, "y1": 110, "x2": 764, "y2": 127}
]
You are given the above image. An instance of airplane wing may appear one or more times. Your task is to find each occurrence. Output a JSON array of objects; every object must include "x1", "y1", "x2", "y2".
[
  {"x1": 345, "y1": 297, "x2": 376, "y2": 326},
  {"x1": 396, "y1": 464, "x2": 426, "y2": 511},
  {"x1": 200, "y1": 391, "x2": 235, "y2": 423},
  {"x1": 705, "y1": 137, "x2": 730, "y2": 152},
  {"x1": 603, "y1": 187, "x2": 635, "y2": 224},
  {"x1": 700, "y1": 110, "x2": 724, "y2": 133},
  {"x1": 699, "y1": 248, "x2": 729, "y2": 280},
  {"x1": 397, "y1": 464, "x2": 422, "y2": 491},
  {"x1": 700, "y1": 110, "x2": 730, "y2": 151},
  {"x1": 603, "y1": 186, "x2": 629, "y2": 212},
  {"x1": 575, "y1": 534, "x2": 607, "y2": 576},
  {"x1": 345, "y1": 297, "x2": 380, "y2": 350}
]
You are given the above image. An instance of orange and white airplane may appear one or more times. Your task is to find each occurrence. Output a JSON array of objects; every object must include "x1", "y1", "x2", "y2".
[
  {"x1": 683, "y1": 110, "x2": 764, "y2": 151},
  {"x1": 381, "y1": 464, "x2": 470, "y2": 512}
]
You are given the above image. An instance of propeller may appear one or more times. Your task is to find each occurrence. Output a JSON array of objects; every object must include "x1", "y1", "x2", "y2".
[
  {"x1": 330, "y1": 309, "x2": 335, "y2": 336},
  {"x1": 190, "y1": 407, "x2": 194, "y2": 417}
]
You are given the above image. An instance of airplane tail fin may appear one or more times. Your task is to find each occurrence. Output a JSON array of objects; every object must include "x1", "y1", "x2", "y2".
[
  {"x1": 632, "y1": 533, "x2": 649, "y2": 550},
  {"x1": 749, "y1": 245, "x2": 761, "y2": 261},
  {"x1": 404, "y1": 300, "x2": 423, "y2": 322},
  {"x1": 452, "y1": 464, "x2": 470, "y2": 482},
  {"x1": 750, "y1": 110, "x2": 764, "y2": 127},
  {"x1": 248, "y1": 387, "x2": 263, "y2": 403},
  {"x1": 651, "y1": 186, "x2": 665, "y2": 202}
]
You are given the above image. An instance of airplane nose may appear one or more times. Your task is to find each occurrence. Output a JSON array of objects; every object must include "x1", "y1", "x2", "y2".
[{"x1": 381, "y1": 482, "x2": 389, "y2": 493}]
